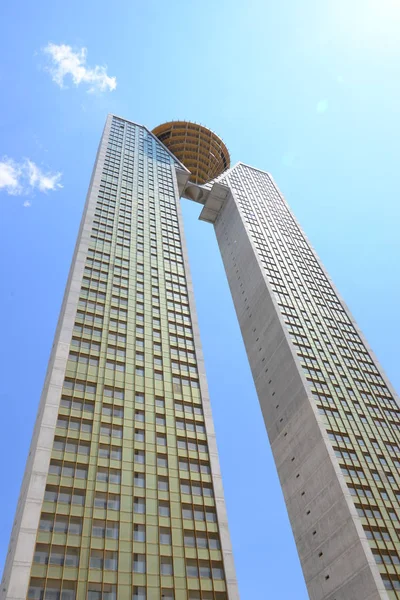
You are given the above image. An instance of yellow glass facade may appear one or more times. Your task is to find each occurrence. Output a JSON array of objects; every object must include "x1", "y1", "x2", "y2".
[{"x1": 17, "y1": 116, "x2": 236, "y2": 600}]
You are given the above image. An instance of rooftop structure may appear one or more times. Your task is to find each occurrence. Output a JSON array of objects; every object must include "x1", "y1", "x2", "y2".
[{"x1": 152, "y1": 121, "x2": 230, "y2": 185}]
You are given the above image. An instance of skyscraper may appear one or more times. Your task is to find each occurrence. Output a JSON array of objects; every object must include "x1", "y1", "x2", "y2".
[
  {"x1": 0, "y1": 116, "x2": 237, "y2": 600},
  {"x1": 1, "y1": 113, "x2": 400, "y2": 600}
]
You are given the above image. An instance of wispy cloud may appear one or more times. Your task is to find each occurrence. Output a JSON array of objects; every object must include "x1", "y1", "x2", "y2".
[
  {"x1": 0, "y1": 159, "x2": 22, "y2": 195},
  {"x1": 26, "y1": 160, "x2": 62, "y2": 192},
  {"x1": 0, "y1": 157, "x2": 62, "y2": 203},
  {"x1": 43, "y1": 43, "x2": 117, "y2": 92}
]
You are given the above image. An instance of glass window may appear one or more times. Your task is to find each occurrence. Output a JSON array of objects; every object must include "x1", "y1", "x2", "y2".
[
  {"x1": 160, "y1": 557, "x2": 173, "y2": 576},
  {"x1": 157, "y1": 454, "x2": 167, "y2": 467},
  {"x1": 134, "y1": 497, "x2": 145, "y2": 513},
  {"x1": 159, "y1": 502, "x2": 170, "y2": 517},
  {"x1": 160, "y1": 527, "x2": 171, "y2": 545},
  {"x1": 134, "y1": 473, "x2": 145, "y2": 487},
  {"x1": 199, "y1": 563, "x2": 211, "y2": 578},
  {"x1": 133, "y1": 554, "x2": 146, "y2": 573},
  {"x1": 184, "y1": 533, "x2": 195, "y2": 547},
  {"x1": 212, "y1": 563, "x2": 225, "y2": 579},
  {"x1": 133, "y1": 587, "x2": 146, "y2": 600},
  {"x1": 186, "y1": 560, "x2": 198, "y2": 578},
  {"x1": 134, "y1": 524, "x2": 145, "y2": 542}
]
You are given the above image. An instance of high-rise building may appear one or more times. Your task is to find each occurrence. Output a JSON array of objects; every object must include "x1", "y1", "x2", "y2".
[
  {"x1": 0, "y1": 116, "x2": 237, "y2": 600},
  {"x1": 1, "y1": 114, "x2": 400, "y2": 600}
]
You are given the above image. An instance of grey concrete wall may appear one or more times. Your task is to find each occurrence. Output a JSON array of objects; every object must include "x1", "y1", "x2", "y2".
[
  {"x1": 213, "y1": 189, "x2": 388, "y2": 600},
  {"x1": 0, "y1": 115, "x2": 112, "y2": 600}
]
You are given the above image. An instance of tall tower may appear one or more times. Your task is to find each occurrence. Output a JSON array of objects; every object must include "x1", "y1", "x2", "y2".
[
  {"x1": 0, "y1": 115, "x2": 238, "y2": 600},
  {"x1": 153, "y1": 122, "x2": 400, "y2": 599}
]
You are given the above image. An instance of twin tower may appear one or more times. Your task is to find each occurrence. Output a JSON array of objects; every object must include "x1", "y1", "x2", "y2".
[{"x1": 2, "y1": 115, "x2": 400, "y2": 600}]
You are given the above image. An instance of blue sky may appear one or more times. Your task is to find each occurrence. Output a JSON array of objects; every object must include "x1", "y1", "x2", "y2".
[{"x1": 1, "y1": 0, "x2": 400, "y2": 597}]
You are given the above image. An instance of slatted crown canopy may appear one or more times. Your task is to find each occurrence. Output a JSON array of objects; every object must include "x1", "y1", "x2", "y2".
[{"x1": 152, "y1": 121, "x2": 230, "y2": 185}]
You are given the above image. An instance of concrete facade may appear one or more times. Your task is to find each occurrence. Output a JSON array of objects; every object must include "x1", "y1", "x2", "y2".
[
  {"x1": 186, "y1": 161, "x2": 400, "y2": 599},
  {"x1": 211, "y1": 178, "x2": 388, "y2": 599}
]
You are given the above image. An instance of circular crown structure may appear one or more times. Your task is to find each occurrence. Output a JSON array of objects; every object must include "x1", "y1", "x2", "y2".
[{"x1": 152, "y1": 121, "x2": 230, "y2": 185}]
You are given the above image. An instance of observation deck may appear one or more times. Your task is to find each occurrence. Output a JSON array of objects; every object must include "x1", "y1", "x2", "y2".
[{"x1": 152, "y1": 121, "x2": 230, "y2": 185}]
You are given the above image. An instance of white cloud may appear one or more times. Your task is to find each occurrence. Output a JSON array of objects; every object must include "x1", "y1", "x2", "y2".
[
  {"x1": 26, "y1": 159, "x2": 62, "y2": 192},
  {"x1": 43, "y1": 43, "x2": 117, "y2": 92},
  {"x1": 0, "y1": 159, "x2": 22, "y2": 195},
  {"x1": 0, "y1": 157, "x2": 62, "y2": 201}
]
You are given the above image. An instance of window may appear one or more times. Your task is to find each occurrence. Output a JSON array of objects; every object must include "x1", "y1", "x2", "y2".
[
  {"x1": 181, "y1": 482, "x2": 191, "y2": 495},
  {"x1": 104, "y1": 387, "x2": 124, "y2": 401},
  {"x1": 134, "y1": 524, "x2": 146, "y2": 542},
  {"x1": 212, "y1": 562, "x2": 225, "y2": 579},
  {"x1": 182, "y1": 505, "x2": 193, "y2": 520},
  {"x1": 88, "y1": 584, "x2": 116, "y2": 600},
  {"x1": 134, "y1": 473, "x2": 145, "y2": 488},
  {"x1": 135, "y1": 450, "x2": 145, "y2": 464},
  {"x1": 135, "y1": 410, "x2": 145, "y2": 422},
  {"x1": 102, "y1": 405, "x2": 124, "y2": 418},
  {"x1": 99, "y1": 445, "x2": 122, "y2": 461},
  {"x1": 133, "y1": 553, "x2": 146, "y2": 573},
  {"x1": 28, "y1": 581, "x2": 76, "y2": 600},
  {"x1": 104, "y1": 551, "x2": 118, "y2": 570},
  {"x1": 157, "y1": 454, "x2": 168, "y2": 468},
  {"x1": 135, "y1": 429, "x2": 145, "y2": 442},
  {"x1": 92, "y1": 520, "x2": 119, "y2": 539},
  {"x1": 196, "y1": 534, "x2": 208, "y2": 549},
  {"x1": 206, "y1": 509, "x2": 217, "y2": 522},
  {"x1": 134, "y1": 497, "x2": 145, "y2": 514},
  {"x1": 133, "y1": 587, "x2": 146, "y2": 600},
  {"x1": 382, "y1": 576, "x2": 400, "y2": 591},
  {"x1": 33, "y1": 545, "x2": 48, "y2": 564},
  {"x1": 158, "y1": 477, "x2": 169, "y2": 491},
  {"x1": 98, "y1": 469, "x2": 121, "y2": 484},
  {"x1": 90, "y1": 550, "x2": 104, "y2": 569},
  {"x1": 106, "y1": 360, "x2": 125, "y2": 372},
  {"x1": 199, "y1": 562, "x2": 211, "y2": 578},
  {"x1": 186, "y1": 560, "x2": 198, "y2": 578},
  {"x1": 28, "y1": 580, "x2": 45, "y2": 599},
  {"x1": 94, "y1": 493, "x2": 120, "y2": 510},
  {"x1": 160, "y1": 557, "x2": 173, "y2": 576},
  {"x1": 160, "y1": 527, "x2": 171, "y2": 545},
  {"x1": 100, "y1": 424, "x2": 123, "y2": 439},
  {"x1": 159, "y1": 502, "x2": 170, "y2": 517},
  {"x1": 184, "y1": 532, "x2": 195, "y2": 547},
  {"x1": 209, "y1": 535, "x2": 220, "y2": 550}
]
